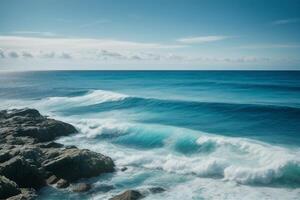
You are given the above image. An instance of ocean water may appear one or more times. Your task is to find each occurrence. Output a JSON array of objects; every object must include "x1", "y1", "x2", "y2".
[{"x1": 0, "y1": 71, "x2": 300, "y2": 200}]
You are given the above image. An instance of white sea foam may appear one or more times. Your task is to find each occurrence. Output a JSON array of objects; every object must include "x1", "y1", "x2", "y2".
[
  {"x1": 37, "y1": 89, "x2": 127, "y2": 109},
  {"x1": 57, "y1": 119, "x2": 300, "y2": 187},
  {"x1": 0, "y1": 89, "x2": 128, "y2": 113}
]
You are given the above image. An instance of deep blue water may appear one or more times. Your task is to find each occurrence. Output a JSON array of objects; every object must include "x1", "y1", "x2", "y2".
[{"x1": 0, "y1": 71, "x2": 299, "y2": 199}]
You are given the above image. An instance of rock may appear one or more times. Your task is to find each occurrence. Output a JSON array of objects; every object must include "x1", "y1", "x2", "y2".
[
  {"x1": 56, "y1": 179, "x2": 69, "y2": 188},
  {"x1": 0, "y1": 176, "x2": 21, "y2": 199},
  {"x1": 149, "y1": 187, "x2": 165, "y2": 194},
  {"x1": 5, "y1": 108, "x2": 42, "y2": 118},
  {"x1": 0, "y1": 108, "x2": 115, "y2": 199},
  {"x1": 38, "y1": 142, "x2": 64, "y2": 148},
  {"x1": 46, "y1": 175, "x2": 59, "y2": 185},
  {"x1": 7, "y1": 188, "x2": 37, "y2": 200},
  {"x1": 0, "y1": 156, "x2": 45, "y2": 189},
  {"x1": 43, "y1": 148, "x2": 114, "y2": 181},
  {"x1": 110, "y1": 190, "x2": 143, "y2": 200},
  {"x1": 0, "y1": 149, "x2": 12, "y2": 163},
  {"x1": 15, "y1": 119, "x2": 77, "y2": 142},
  {"x1": 72, "y1": 183, "x2": 92, "y2": 192},
  {"x1": 121, "y1": 167, "x2": 128, "y2": 172},
  {"x1": 0, "y1": 108, "x2": 77, "y2": 142}
]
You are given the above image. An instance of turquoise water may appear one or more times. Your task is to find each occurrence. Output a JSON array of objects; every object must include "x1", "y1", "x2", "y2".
[{"x1": 0, "y1": 71, "x2": 300, "y2": 199}]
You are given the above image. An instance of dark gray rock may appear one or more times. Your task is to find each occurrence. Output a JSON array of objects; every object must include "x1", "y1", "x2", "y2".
[
  {"x1": 0, "y1": 176, "x2": 21, "y2": 199},
  {"x1": 14, "y1": 119, "x2": 77, "y2": 142},
  {"x1": 0, "y1": 108, "x2": 115, "y2": 199},
  {"x1": 149, "y1": 187, "x2": 165, "y2": 194},
  {"x1": 56, "y1": 179, "x2": 69, "y2": 188},
  {"x1": 38, "y1": 142, "x2": 64, "y2": 149},
  {"x1": 110, "y1": 190, "x2": 143, "y2": 200},
  {"x1": 72, "y1": 183, "x2": 92, "y2": 192},
  {"x1": 7, "y1": 188, "x2": 37, "y2": 200},
  {"x1": 5, "y1": 108, "x2": 41, "y2": 119},
  {"x1": 0, "y1": 156, "x2": 45, "y2": 189},
  {"x1": 121, "y1": 167, "x2": 128, "y2": 172},
  {"x1": 0, "y1": 108, "x2": 77, "y2": 142},
  {"x1": 43, "y1": 148, "x2": 114, "y2": 181},
  {"x1": 46, "y1": 175, "x2": 59, "y2": 185}
]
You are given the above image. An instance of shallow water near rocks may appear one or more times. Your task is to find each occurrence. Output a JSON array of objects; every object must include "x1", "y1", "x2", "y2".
[{"x1": 1, "y1": 71, "x2": 300, "y2": 199}]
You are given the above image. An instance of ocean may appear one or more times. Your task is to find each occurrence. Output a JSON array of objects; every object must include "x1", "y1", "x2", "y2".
[{"x1": 0, "y1": 71, "x2": 299, "y2": 199}]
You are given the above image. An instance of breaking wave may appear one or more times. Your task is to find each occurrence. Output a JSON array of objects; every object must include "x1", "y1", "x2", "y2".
[{"x1": 58, "y1": 118, "x2": 300, "y2": 186}]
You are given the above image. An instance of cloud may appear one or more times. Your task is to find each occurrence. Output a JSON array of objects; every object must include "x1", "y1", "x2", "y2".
[
  {"x1": 177, "y1": 36, "x2": 229, "y2": 44},
  {"x1": 8, "y1": 51, "x2": 19, "y2": 58},
  {"x1": 59, "y1": 52, "x2": 72, "y2": 59},
  {"x1": 97, "y1": 50, "x2": 125, "y2": 59},
  {"x1": 0, "y1": 36, "x2": 184, "y2": 51},
  {"x1": 0, "y1": 49, "x2": 5, "y2": 58},
  {"x1": 271, "y1": 18, "x2": 300, "y2": 25},
  {"x1": 22, "y1": 51, "x2": 33, "y2": 58},
  {"x1": 239, "y1": 44, "x2": 300, "y2": 49},
  {"x1": 11, "y1": 31, "x2": 58, "y2": 37},
  {"x1": 40, "y1": 52, "x2": 56, "y2": 59}
]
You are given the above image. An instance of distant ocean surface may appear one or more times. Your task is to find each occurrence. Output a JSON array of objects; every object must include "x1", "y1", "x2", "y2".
[{"x1": 0, "y1": 71, "x2": 300, "y2": 200}]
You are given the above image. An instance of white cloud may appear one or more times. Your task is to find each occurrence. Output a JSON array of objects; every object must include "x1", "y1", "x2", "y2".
[
  {"x1": 0, "y1": 35, "x2": 298, "y2": 70},
  {"x1": 97, "y1": 50, "x2": 125, "y2": 59},
  {"x1": 177, "y1": 36, "x2": 229, "y2": 44},
  {"x1": 11, "y1": 31, "x2": 58, "y2": 37},
  {"x1": 60, "y1": 52, "x2": 72, "y2": 59},
  {"x1": 239, "y1": 44, "x2": 300, "y2": 49},
  {"x1": 8, "y1": 51, "x2": 19, "y2": 58},
  {"x1": 40, "y1": 51, "x2": 55, "y2": 59},
  {"x1": 0, "y1": 36, "x2": 184, "y2": 51},
  {"x1": 271, "y1": 18, "x2": 300, "y2": 25},
  {"x1": 22, "y1": 51, "x2": 33, "y2": 58},
  {"x1": 0, "y1": 49, "x2": 5, "y2": 58}
]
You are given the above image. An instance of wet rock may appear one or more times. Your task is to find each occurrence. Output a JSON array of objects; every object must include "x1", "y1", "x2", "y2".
[
  {"x1": 0, "y1": 108, "x2": 77, "y2": 142},
  {"x1": 38, "y1": 142, "x2": 64, "y2": 149},
  {"x1": 5, "y1": 108, "x2": 41, "y2": 119},
  {"x1": 110, "y1": 190, "x2": 143, "y2": 200},
  {"x1": 56, "y1": 179, "x2": 69, "y2": 188},
  {"x1": 121, "y1": 167, "x2": 128, "y2": 172},
  {"x1": 43, "y1": 148, "x2": 114, "y2": 181},
  {"x1": 7, "y1": 188, "x2": 37, "y2": 200},
  {"x1": 46, "y1": 175, "x2": 59, "y2": 185},
  {"x1": 0, "y1": 156, "x2": 45, "y2": 189},
  {"x1": 0, "y1": 176, "x2": 21, "y2": 199},
  {"x1": 149, "y1": 187, "x2": 165, "y2": 194},
  {"x1": 72, "y1": 183, "x2": 92, "y2": 192},
  {"x1": 0, "y1": 108, "x2": 115, "y2": 199},
  {"x1": 0, "y1": 149, "x2": 11, "y2": 163}
]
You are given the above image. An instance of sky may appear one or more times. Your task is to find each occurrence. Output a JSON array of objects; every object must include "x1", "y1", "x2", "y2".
[{"x1": 0, "y1": 0, "x2": 300, "y2": 70}]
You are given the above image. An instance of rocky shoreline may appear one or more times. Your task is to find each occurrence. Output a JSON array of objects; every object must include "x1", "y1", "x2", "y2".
[
  {"x1": 0, "y1": 108, "x2": 115, "y2": 199},
  {"x1": 0, "y1": 108, "x2": 165, "y2": 200}
]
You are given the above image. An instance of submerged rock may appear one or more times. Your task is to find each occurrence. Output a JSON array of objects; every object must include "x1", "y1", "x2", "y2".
[
  {"x1": 72, "y1": 183, "x2": 92, "y2": 192},
  {"x1": 110, "y1": 190, "x2": 143, "y2": 200},
  {"x1": 149, "y1": 187, "x2": 165, "y2": 194},
  {"x1": 120, "y1": 167, "x2": 128, "y2": 172},
  {"x1": 46, "y1": 175, "x2": 59, "y2": 185},
  {"x1": 56, "y1": 179, "x2": 69, "y2": 188}
]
